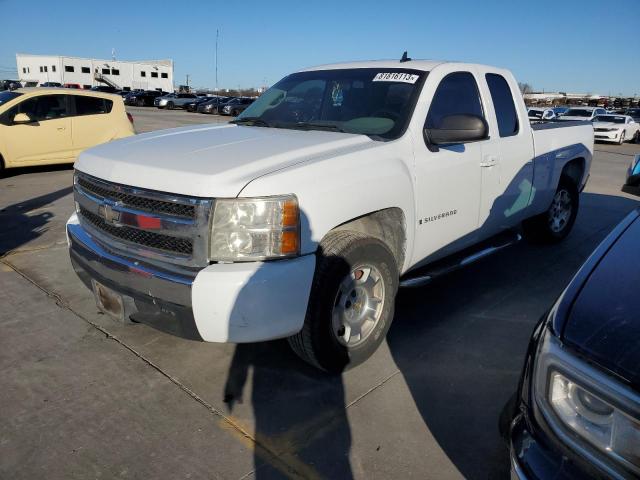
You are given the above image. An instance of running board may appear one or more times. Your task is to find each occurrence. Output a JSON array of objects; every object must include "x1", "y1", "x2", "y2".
[{"x1": 399, "y1": 231, "x2": 522, "y2": 288}]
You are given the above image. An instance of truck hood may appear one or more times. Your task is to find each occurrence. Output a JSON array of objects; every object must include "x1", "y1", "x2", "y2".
[{"x1": 75, "y1": 123, "x2": 374, "y2": 197}]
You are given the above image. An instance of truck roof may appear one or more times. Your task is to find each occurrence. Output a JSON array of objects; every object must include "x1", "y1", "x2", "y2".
[{"x1": 299, "y1": 59, "x2": 499, "y2": 73}]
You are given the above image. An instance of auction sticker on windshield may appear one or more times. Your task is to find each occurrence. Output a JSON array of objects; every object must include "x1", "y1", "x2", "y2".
[{"x1": 373, "y1": 72, "x2": 419, "y2": 83}]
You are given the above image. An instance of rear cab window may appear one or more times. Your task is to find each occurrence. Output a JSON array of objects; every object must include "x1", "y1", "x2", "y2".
[{"x1": 485, "y1": 73, "x2": 519, "y2": 137}]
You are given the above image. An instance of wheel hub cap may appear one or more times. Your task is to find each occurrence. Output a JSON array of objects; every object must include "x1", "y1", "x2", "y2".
[
  {"x1": 548, "y1": 189, "x2": 572, "y2": 233},
  {"x1": 332, "y1": 265, "x2": 385, "y2": 347}
]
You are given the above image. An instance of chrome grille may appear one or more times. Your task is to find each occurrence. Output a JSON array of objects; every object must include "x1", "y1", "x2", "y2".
[
  {"x1": 77, "y1": 176, "x2": 196, "y2": 218},
  {"x1": 74, "y1": 171, "x2": 213, "y2": 270},
  {"x1": 79, "y1": 207, "x2": 193, "y2": 255}
]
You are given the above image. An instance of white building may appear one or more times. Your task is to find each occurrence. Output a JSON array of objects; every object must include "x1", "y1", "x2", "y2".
[{"x1": 16, "y1": 53, "x2": 174, "y2": 91}]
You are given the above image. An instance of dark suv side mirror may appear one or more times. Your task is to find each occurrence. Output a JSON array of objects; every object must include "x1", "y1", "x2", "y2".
[{"x1": 424, "y1": 114, "x2": 488, "y2": 146}]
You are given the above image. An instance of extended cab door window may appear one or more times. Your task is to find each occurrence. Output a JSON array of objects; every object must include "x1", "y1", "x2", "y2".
[
  {"x1": 485, "y1": 73, "x2": 518, "y2": 137},
  {"x1": 3, "y1": 94, "x2": 73, "y2": 165},
  {"x1": 425, "y1": 72, "x2": 484, "y2": 134}
]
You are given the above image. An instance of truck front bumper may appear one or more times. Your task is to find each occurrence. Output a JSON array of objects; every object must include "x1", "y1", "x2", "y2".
[{"x1": 67, "y1": 214, "x2": 315, "y2": 343}]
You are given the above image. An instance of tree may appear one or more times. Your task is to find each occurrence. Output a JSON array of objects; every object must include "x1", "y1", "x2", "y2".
[{"x1": 518, "y1": 82, "x2": 533, "y2": 94}]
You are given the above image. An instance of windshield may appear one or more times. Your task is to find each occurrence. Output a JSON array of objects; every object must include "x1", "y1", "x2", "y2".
[
  {"x1": 235, "y1": 68, "x2": 427, "y2": 139},
  {"x1": 593, "y1": 115, "x2": 625, "y2": 123},
  {"x1": 0, "y1": 91, "x2": 22, "y2": 106},
  {"x1": 565, "y1": 109, "x2": 592, "y2": 117},
  {"x1": 626, "y1": 109, "x2": 640, "y2": 118}
]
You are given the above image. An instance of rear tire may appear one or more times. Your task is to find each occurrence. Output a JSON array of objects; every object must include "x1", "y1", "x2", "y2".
[
  {"x1": 288, "y1": 231, "x2": 398, "y2": 373},
  {"x1": 522, "y1": 176, "x2": 579, "y2": 244},
  {"x1": 232, "y1": 109, "x2": 239, "y2": 117}
]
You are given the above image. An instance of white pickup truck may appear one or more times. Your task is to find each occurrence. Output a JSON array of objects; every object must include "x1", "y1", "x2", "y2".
[{"x1": 67, "y1": 59, "x2": 593, "y2": 372}]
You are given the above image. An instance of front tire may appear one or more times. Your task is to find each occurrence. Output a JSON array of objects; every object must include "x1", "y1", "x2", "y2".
[
  {"x1": 619, "y1": 131, "x2": 626, "y2": 145},
  {"x1": 136, "y1": 98, "x2": 145, "y2": 107},
  {"x1": 522, "y1": 176, "x2": 579, "y2": 243},
  {"x1": 166, "y1": 101, "x2": 175, "y2": 110},
  {"x1": 288, "y1": 231, "x2": 398, "y2": 373}
]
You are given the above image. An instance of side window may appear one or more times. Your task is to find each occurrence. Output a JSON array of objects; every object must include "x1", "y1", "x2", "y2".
[
  {"x1": 81, "y1": 67, "x2": 90, "y2": 74},
  {"x1": 425, "y1": 72, "x2": 484, "y2": 130},
  {"x1": 161, "y1": 73, "x2": 168, "y2": 79},
  {"x1": 10, "y1": 95, "x2": 69, "y2": 122},
  {"x1": 485, "y1": 73, "x2": 519, "y2": 137},
  {"x1": 74, "y1": 96, "x2": 113, "y2": 116}
]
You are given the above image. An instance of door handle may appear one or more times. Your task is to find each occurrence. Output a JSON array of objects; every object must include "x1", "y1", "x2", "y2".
[
  {"x1": 57, "y1": 126, "x2": 66, "y2": 131},
  {"x1": 480, "y1": 155, "x2": 498, "y2": 168}
]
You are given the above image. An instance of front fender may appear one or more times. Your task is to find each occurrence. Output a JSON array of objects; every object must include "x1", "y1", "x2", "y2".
[{"x1": 239, "y1": 139, "x2": 416, "y2": 271}]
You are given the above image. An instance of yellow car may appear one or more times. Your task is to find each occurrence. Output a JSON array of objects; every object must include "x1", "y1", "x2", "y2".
[{"x1": 0, "y1": 88, "x2": 135, "y2": 171}]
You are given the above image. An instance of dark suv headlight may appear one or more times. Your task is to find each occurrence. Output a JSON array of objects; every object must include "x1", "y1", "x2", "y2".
[{"x1": 533, "y1": 326, "x2": 640, "y2": 476}]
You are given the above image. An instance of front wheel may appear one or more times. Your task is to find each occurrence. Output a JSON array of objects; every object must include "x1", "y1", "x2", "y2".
[
  {"x1": 136, "y1": 98, "x2": 145, "y2": 107},
  {"x1": 166, "y1": 101, "x2": 175, "y2": 110},
  {"x1": 288, "y1": 231, "x2": 398, "y2": 373},
  {"x1": 522, "y1": 176, "x2": 579, "y2": 243},
  {"x1": 619, "y1": 131, "x2": 626, "y2": 145}
]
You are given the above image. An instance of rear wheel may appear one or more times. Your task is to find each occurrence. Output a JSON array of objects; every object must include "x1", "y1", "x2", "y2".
[
  {"x1": 232, "y1": 109, "x2": 239, "y2": 117},
  {"x1": 522, "y1": 176, "x2": 579, "y2": 243},
  {"x1": 288, "y1": 231, "x2": 398, "y2": 373}
]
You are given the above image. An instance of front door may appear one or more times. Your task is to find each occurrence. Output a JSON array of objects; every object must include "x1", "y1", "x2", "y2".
[{"x1": 4, "y1": 94, "x2": 73, "y2": 166}]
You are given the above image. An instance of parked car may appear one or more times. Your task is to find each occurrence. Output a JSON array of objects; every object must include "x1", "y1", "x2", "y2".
[
  {"x1": 528, "y1": 107, "x2": 556, "y2": 121},
  {"x1": 504, "y1": 209, "x2": 640, "y2": 480},
  {"x1": 220, "y1": 97, "x2": 255, "y2": 116},
  {"x1": 552, "y1": 106, "x2": 569, "y2": 117},
  {"x1": 39, "y1": 82, "x2": 63, "y2": 88},
  {"x1": 64, "y1": 83, "x2": 82, "y2": 89},
  {"x1": 154, "y1": 92, "x2": 197, "y2": 109},
  {"x1": 185, "y1": 96, "x2": 214, "y2": 112},
  {"x1": 0, "y1": 80, "x2": 21, "y2": 91},
  {"x1": 197, "y1": 96, "x2": 236, "y2": 114},
  {"x1": 592, "y1": 114, "x2": 639, "y2": 144},
  {"x1": 625, "y1": 107, "x2": 640, "y2": 123},
  {"x1": 91, "y1": 86, "x2": 119, "y2": 94},
  {"x1": 67, "y1": 59, "x2": 593, "y2": 372},
  {"x1": 0, "y1": 88, "x2": 135, "y2": 171},
  {"x1": 125, "y1": 90, "x2": 165, "y2": 107},
  {"x1": 558, "y1": 106, "x2": 607, "y2": 122}
]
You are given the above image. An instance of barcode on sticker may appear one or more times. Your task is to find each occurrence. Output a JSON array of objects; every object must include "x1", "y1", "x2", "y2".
[{"x1": 373, "y1": 72, "x2": 419, "y2": 84}]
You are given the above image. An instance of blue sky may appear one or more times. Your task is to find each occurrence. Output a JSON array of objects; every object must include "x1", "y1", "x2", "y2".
[{"x1": 1, "y1": 0, "x2": 638, "y2": 95}]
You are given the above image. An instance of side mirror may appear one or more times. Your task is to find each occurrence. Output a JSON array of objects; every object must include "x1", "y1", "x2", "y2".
[
  {"x1": 13, "y1": 113, "x2": 34, "y2": 125},
  {"x1": 424, "y1": 114, "x2": 488, "y2": 146}
]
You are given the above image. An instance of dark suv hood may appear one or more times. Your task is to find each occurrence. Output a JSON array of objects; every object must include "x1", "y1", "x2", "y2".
[{"x1": 561, "y1": 212, "x2": 640, "y2": 388}]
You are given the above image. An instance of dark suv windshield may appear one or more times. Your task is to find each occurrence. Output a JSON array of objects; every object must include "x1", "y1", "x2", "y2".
[
  {"x1": 235, "y1": 68, "x2": 427, "y2": 139},
  {"x1": 0, "y1": 91, "x2": 22, "y2": 106}
]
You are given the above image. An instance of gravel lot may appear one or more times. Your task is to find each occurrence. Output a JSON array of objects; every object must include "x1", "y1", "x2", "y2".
[{"x1": 1, "y1": 110, "x2": 639, "y2": 479}]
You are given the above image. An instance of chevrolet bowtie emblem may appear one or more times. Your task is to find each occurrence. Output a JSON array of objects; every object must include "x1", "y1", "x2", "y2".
[{"x1": 98, "y1": 203, "x2": 121, "y2": 225}]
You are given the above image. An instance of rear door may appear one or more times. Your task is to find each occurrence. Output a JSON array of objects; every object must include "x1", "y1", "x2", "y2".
[
  {"x1": 70, "y1": 95, "x2": 116, "y2": 155},
  {"x1": 3, "y1": 94, "x2": 73, "y2": 165},
  {"x1": 476, "y1": 70, "x2": 534, "y2": 237}
]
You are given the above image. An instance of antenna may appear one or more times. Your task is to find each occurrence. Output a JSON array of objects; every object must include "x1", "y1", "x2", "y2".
[
  {"x1": 215, "y1": 29, "x2": 219, "y2": 93},
  {"x1": 400, "y1": 51, "x2": 411, "y2": 63}
]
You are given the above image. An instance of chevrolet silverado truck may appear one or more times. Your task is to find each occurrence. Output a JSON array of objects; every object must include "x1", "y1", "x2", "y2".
[{"x1": 67, "y1": 59, "x2": 593, "y2": 372}]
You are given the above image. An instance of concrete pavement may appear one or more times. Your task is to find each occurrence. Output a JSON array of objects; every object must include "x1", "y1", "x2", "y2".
[{"x1": 1, "y1": 115, "x2": 639, "y2": 480}]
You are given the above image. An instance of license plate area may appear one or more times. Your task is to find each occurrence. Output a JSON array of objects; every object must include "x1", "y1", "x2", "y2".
[{"x1": 92, "y1": 280, "x2": 124, "y2": 321}]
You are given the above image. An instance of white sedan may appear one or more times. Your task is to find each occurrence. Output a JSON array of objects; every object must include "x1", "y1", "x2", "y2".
[{"x1": 592, "y1": 114, "x2": 639, "y2": 144}]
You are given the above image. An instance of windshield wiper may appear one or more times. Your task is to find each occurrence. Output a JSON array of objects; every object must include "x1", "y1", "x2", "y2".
[
  {"x1": 289, "y1": 122, "x2": 347, "y2": 133},
  {"x1": 230, "y1": 117, "x2": 271, "y2": 127}
]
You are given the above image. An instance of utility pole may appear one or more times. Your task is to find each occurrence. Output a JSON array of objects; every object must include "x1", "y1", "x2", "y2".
[
  {"x1": 186, "y1": 74, "x2": 190, "y2": 89},
  {"x1": 215, "y1": 29, "x2": 219, "y2": 94}
]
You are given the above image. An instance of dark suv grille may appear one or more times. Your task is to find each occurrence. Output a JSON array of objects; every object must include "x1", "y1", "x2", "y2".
[
  {"x1": 80, "y1": 207, "x2": 193, "y2": 256},
  {"x1": 77, "y1": 176, "x2": 195, "y2": 219}
]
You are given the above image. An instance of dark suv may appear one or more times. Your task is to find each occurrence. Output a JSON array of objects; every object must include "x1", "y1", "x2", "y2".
[{"x1": 125, "y1": 90, "x2": 166, "y2": 107}]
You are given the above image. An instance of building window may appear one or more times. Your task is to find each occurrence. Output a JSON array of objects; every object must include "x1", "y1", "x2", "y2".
[
  {"x1": 111, "y1": 69, "x2": 120, "y2": 76},
  {"x1": 140, "y1": 71, "x2": 146, "y2": 77},
  {"x1": 52, "y1": 65, "x2": 56, "y2": 72},
  {"x1": 151, "y1": 72, "x2": 158, "y2": 78},
  {"x1": 101, "y1": 68, "x2": 110, "y2": 75},
  {"x1": 81, "y1": 67, "x2": 90, "y2": 74},
  {"x1": 22, "y1": 67, "x2": 26, "y2": 74},
  {"x1": 65, "y1": 65, "x2": 74, "y2": 73},
  {"x1": 161, "y1": 73, "x2": 168, "y2": 79},
  {"x1": 44, "y1": 66, "x2": 48, "y2": 72}
]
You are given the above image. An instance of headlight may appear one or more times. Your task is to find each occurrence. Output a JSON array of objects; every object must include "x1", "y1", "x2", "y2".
[
  {"x1": 534, "y1": 327, "x2": 640, "y2": 475},
  {"x1": 209, "y1": 195, "x2": 300, "y2": 261}
]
